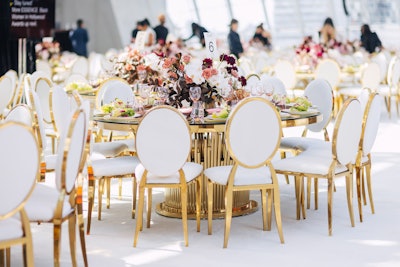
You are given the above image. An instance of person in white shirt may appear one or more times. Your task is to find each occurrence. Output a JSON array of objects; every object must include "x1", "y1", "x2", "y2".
[{"x1": 140, "y1": 19, "x2": 156, "y2": 47}]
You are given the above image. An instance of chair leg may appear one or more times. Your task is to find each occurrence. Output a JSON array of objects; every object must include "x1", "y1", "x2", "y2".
[
  {"x1": 306, "y1": 177, "x2": 311, "y2": 209},
  {"x1": 294, "y1": 176, "x2": 301, "y2": 220},
  {"x1": 6, "y1": 248, "x2": 10, "y2": 267},
  {"x1": 134, "y1": 186, "x2": 145, "y2": 247},
  {"x1": 280, "y1": 151, "x2": 290, "y2": 184},
  {"x1": 361, "y1": 167, "x2": 367, "y2": 205},
  {"x1": 195, "y1": 176, "x2": 202, "y2": 232},
  {"x1": 207, "y1": 181, "x2": 213, "y2": 235},
  {"x1": 327, "y1": 177, "x2": 334, "y2": 236},
  {"x1": 356, "y1": 166, "x2": 363, "y2": 222},
  {"x1": 132, "y1": 176, "x2": 137, "y2": 219},
  {"x1": 68, "y1": 215, "x2": 78, "y2": 267},
  {"x1": 346, "y1": 174, "x2": 355, "y2": 228},
  {"x1": 314, "y1": 179, "x2": 318, "y2": 210},
  {"x1": 106, "y1": 178, "x2": 111, "y2": 209},
  {"x1": 223, "y1": 187, "x2": 233, "y2": 248},
  {"x1": 53, "y1": 222, "x2": 62, "y2": 267},
  {"x1": 76, "y1": 206, "x2": 88, "y2": 267},
  {"x1": 0, "y1": 249, "x2": 4, "y2": 267},
  {"x1": 20, "y1": 211, "x2": 34, "y2": 267},
  {"x1": 181, "y1": 183, "x2": 189, "y2": 247},
  {"x1": 273, "y1": 186, "x2": 284, "y2": 244},
  {"x1": 300, "y1": 177, "x2": 306, "y2": 219},
  {"x1": 146, "y1": 188, "x2": 152, "y2": 229},
  {"x1": 98, "y1": 178, "x2": 105, "y2": 220},
  {"x1": 87, "y1": 172, "x2": 95, "y2": 235},
  {"x1": 118, "y1": 178, "x2": 123, "y2": 200},
  {"x1": 365, "y1": 163, "x2": 375, "y2": 214},
  {"x1": 261, "y1": 189, "x2": 267, "y2": 231},
  {"x1": 267, "y1": 189, "x2": 273, "y2": 231}
]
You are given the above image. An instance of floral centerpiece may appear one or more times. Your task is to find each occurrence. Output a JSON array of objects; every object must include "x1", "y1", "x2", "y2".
[
  {"x1": 161, "y1": 53, "x2": 247, "y2": 108},
  {"x1": 295, "y1": 36, "x2": 326, "y2": 70},
  {"x1": 35, "y1": 41, "x2": 60, "y2": 61},
  {"x1": 112, "y1": 48, "x2": 161, "y2": 86}
]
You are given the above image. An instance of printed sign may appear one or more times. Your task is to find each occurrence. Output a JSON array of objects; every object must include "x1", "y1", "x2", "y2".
[
  {"x1": 10, "y1": 0, "x2": 55, "y2": 39},
  {"x1": 204, "y1": 32, "x2": 219, "y2": 59}
]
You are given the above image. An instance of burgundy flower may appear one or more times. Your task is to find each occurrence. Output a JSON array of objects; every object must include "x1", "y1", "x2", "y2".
[
  {"x1": 238, "y1": 76, "x2": 247, "y2": 86},
  {"x1": 202, "y1": 58, "x2": 213, "y2": 69}
]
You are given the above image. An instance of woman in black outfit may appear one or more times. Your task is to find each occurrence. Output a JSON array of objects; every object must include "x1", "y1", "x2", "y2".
[
  {"x1": 360, "y1": 24, "x2": 383, "y2": 54},
  {"x1": 227, "y1": 19, "x2": 243, "y2": 59}
]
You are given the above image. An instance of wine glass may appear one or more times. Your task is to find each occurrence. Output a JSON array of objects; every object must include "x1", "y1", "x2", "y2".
[
  {"x1": 263, "y1": 82, "x2": 274, "y2": 101},
  {"x1": 138, "y1": 69, "x2": 147, "y2": 82},
  {"x1": 156, "y1": 86, "x2": 169, "y2": 105},
  {"x1": 251, "y1": 81, "x2": 264, "y2": 97},
  {"x1": 189, "y1": 86, "x2": 202, "y2": 103},
  {"x1": 139, "y1": 84, "x2": 152, "y2": 106}
]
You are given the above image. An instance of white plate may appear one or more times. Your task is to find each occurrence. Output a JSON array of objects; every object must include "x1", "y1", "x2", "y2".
[{"x1": 283, "y1": 108, "x2": 319, "y2": 115}]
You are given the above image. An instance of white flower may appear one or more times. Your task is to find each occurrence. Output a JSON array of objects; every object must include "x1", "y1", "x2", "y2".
[
  {"x1": 185, "y1": 59, "x2": 205, "y2": 84},
  {"x1": 144, "y1": 53, "x2": 161, "y2": 71}
]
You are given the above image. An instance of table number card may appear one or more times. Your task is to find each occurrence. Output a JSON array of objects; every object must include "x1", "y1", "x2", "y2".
[
  {"x1": 204, "y1": 32, "x2": 219, "y2": 59},
  {"x1": 135, "y1": 31, "x2": 146, "y2": 52}
]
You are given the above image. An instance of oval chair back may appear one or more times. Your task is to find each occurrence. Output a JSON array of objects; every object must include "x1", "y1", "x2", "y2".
[
  {"x1": 315, "y1": 59, "x2": 341, "y2": 90},
  {"x1": 65, "y1": 73, "x2": 88, "y2": 85},
  {"x1": 136, "y1": 106, "x2": 191, "y2": 177},
  {"x1": 51, "y1": 85, "x2": 72, "y2": 135},
  {"x1": 55, "y1": 109, "x2": 87, "y2": 194},
  {"x1": 304, "y1": 79, "x2": 333, "y2": 133},
  {"x1": 361, "y1": 93, "x2": 382, "y2": 156},
  {"x1": 0, "y1": 122, "x2": 39, "y2": 218},
  {"x1": 273, "y1": 60, "x2": 296, "y2": 90},
  {"x1": 34, "y1": 77, "x2": 53, "y2": 124},
  {"x1": 95, "y1": 78, "x2": 131, "y2": 110},
  {"x1": 226, "y1": 97, "x2": 282, "y2": 168},
  {"x1": 30, "y1": 70, "x2": 51, "y2": 90},
  {"x1": 28, "y1": 90, "x2": 47, "y2": 152},
  {"x1": 4, "y1": 104, "x2": 33, "y2": 127},
  {"x1": 71, "y1": 56, "x2": 89, "y2": 78},
  {"x1": 102, "y1": 80, "x2": 135, "y2": 106},
  {"x1": 361, "y1": 63, "x2": 381, "y2": 90},
  {"x1": 333, "y1": 99, "x2": 362, "y2": 166},
  {"x1": 260, "y1": 76, "x2": 287, "y2": 95}
]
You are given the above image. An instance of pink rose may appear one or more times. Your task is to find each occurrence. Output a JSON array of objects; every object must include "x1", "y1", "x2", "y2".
[{"x1": 183, "y1": 55, "x2": 191, "y2": 64}]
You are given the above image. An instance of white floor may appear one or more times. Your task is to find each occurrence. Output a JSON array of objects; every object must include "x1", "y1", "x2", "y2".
[{"x1": 9, "y1": 106, "x2": 400, "y2": 267}]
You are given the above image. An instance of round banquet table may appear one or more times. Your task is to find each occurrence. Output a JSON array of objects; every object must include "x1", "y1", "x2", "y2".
[{"x1": 92, "y1": 109, "x2": 323, "y2": 219}]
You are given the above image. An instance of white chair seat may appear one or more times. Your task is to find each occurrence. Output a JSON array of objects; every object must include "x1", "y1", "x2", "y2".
[
  {"x1": 91, "y1": 140, "x2": 129, "y2": 157},
  {"x1": 45, "y1": 154, "x2": 57, "y2": 170},
  {"x1": 204, "y1": 165, "x2": 272, "y2": 186},
  {"x1": 25, "y1": 184, "x2": 73, "y2": 221},
  {"x1": 378, "y1": 85, "x2": 398, "y2": 96},
  {"x1": 135, "y1": 162, "x2": 202, "y2": 184},
  {"x1": 339, "y1": 87, "x2": 363, "y2": 97},
  {"x1": 91, "y1": 156, "x2": 140, "y2": 177},
  {"x1": 0, "y1": 217, "x2": 22, "y2": 240},
  {"x1": 274, "y1": 148, "x2": 348, "y2": 176},
  {"x1": 280, "y1": 137, "x2": 328, "y2": 151}
]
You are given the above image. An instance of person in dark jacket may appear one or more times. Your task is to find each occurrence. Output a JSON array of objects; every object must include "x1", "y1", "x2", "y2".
[
  {"x1": 70, "y1": 19, "x2": 89, "y2": 57},
  {"x1": 184, "y1": 22, "x2": 208, "y2": 47},
  {"x1": 360, "y1": 24, "x2": 382, "y2": 54},
  {"x1": 227, "y1": 19, "x2": 243, "y2": 59},
  {"x1": 153, "y1": 14, "x2": 169, "y2": 45}
]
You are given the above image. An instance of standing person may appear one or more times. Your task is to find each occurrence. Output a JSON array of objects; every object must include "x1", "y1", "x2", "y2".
[
  {"x1": 70, "y1": 19, "x2": 89, "y2": 57},
  {"x1": 360, "y1": 24, "x2": 383, "y2": 54},
  {"x1": 140, "y1": 18, "x2": 156, "y2": 47},
  {"x1": 153, "y1": 14, "x2": 169, "y2": 45},
  {"x1": 227, "y1": 19, "x2": 243, "y2": 59},
  {"x1": 319, "y1": 17, "x2": 337, "y2": 47},
  {"x1": 251, "y1": 23, "x2": 271, "y2": 49},
  {"x1": 131, "y1": 21, "x2": 143, "y2": 43},
  {"x1": 184, "y1": 22, "x2": 208, "y2": 47}
]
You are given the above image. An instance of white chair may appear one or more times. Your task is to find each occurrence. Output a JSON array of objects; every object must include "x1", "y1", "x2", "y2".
[
  {"x1": 95, "y1": 78, "x2": 132, "y2": 111},
  {"x1": 4, "y1": 70, "x2": 18, "y2": 106},
  {"x1": 260, "y1": 76, "x2": 287, "y2": 95},
  {"x1": 371, "y1": 52, "x2": 388, "y2": 83},
  {"x1": 30, "y1": 70, "x2": 52, "y2": 90},
  {"x1": 101, "y1": 79, "x2": 135, "y2": 107},
  {"x1": 25, "y1": 108, "x2": 88, "y2": 267},
  {"x1": 204, "y1": 98, "x2": 284, "y2": 248},
  {"x1": 339, "y1": 63, "x2": 381, "y2": 99},
  {"x1": 315, "y1": 59, "x2": 341, "y2": 91},
  {"x1": 4, "y1": 104, "x2": 33, "y2": 127},
  {"x1": 134, "y1": 106, "x2": 202, "y2": 247},
  {"x1": 274, "y1": 98, "x2": 363, "y2": 235},
  {"x1": 71, "y1": 56, "x2": 89, "y2": 78},
  {"x1": 0, "y1": 75, "x2": 14, "y2": 119},
  {"x1": 11, "y1": 73, "x2": 26, "y2": 108},
  {"x1": 273, "y1": 60, "x2": 297, "y2": 94},
  {"x1": 245, "y1": 74, "x2": 260, "y2": 91},
  {"x1": 0, "y1": 122, "x2": 39, "y2": 267},
  {"x1": 379, "y1": 56, "x2": 400, "y2": 117},
  {"x1": 355, "y1": 92, "x2": 381, "y2": 222}
]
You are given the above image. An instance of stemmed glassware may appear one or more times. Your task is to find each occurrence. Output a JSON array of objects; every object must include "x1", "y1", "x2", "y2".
[
  {"x1": 156, "y1": 86, "x2": 169, "y2": 105},
  {"x1": 139, "y1": 84, "x2": 152, "y2": 106},
  {"x1": 189, "y1": 86, "x2": 204, "y2": 123}
]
